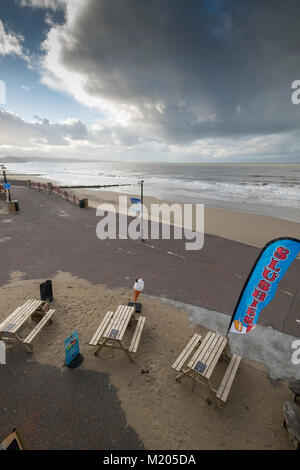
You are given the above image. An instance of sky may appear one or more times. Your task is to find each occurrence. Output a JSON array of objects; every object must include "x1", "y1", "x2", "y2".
[{"x1": 0, "y1": 0, "x2": 300, "y2": 162}]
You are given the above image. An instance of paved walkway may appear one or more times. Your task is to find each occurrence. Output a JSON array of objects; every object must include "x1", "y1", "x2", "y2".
[
  {"x1": 0, "y1": 349, "x2": 144, "y2": 450},
  {"x1": 0, "y1": 186, "x2": 299, "y2": 337}
]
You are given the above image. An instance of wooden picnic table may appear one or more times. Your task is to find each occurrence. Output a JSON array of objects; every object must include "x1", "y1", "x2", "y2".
[
  {"x1": 283, "y1": 401, "x2": 300, "y2": 450},
  {"x1": 89, "y1": 305, "x2": 146, "y2": 361},
  {"x1": 172, "y1": 330, "x2": 241, "y2": 404},
  {"x1": 0, "y1": 299, "x2": 55, "y2": 353}
]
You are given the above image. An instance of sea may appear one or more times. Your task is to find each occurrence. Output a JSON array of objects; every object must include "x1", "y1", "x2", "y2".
[{"x1": 5, "y1": 160, "x2": 300, "y2": 223}]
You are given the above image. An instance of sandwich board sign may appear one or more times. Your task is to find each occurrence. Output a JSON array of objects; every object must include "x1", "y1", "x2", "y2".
[
  {"x1": 64, "y1": 330, "x2": 83, "y2": 368},
  {"x1": 0, "y1": 429, "x2": 26, "y2": 450}
]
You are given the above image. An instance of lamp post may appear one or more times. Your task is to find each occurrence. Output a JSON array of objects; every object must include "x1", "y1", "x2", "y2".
[{"x1": 138, "y1": 180, "x2": 145, "y2": 242}]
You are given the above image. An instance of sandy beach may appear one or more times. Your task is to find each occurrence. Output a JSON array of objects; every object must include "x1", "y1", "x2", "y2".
[
  {"x1": 74, "y1": 188, "x2": 300, "y2": 249},
  {"x1": 0, "y1": 271, "x2": 295, "y2": 449}
]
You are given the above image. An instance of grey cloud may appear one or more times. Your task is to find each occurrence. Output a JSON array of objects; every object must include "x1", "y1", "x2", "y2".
[
  {"x1": 0, "y1": 19, "x2": 27, "y2": 59},
  {"x1": 47, "y1": 0, "x2": 300, "y2": 144},
  {"x1": 18, "y1": 0, "x2": 66, "y2": 10},
  {"x1": 0, "y1": 110, "x2": 88, "y2": 146}
]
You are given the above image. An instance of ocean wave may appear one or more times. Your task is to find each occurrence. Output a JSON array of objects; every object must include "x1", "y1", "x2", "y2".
[{"x1": 6, "y1": 161, "x2": 300, "y2": 211}]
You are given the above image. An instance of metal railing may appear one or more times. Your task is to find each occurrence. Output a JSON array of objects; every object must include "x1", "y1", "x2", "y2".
[{"x1": 28, "y1": 180, "x2": 85, "y2": 206}]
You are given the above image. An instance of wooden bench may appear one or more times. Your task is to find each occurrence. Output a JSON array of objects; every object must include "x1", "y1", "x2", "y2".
[
  {"x1": 172, "y1": 333, "x2": 202, "y2": 373},
  {"x1": 216, "y1": 354, "x2": 242, "y2": 403},
  {"x1": 89, "y1": 311, "x2": 114, "y2": 346},
  {"x1": 91, "y1": 306, "x2": 134, "y2": 358},
  {"x1": 23, "y1": 309, "x2": 55, "y2": 352},
  {"x1": 283, "y1": 401, "x2": 300, "y2": 450},
  {"x1": 89, "y1": 305, "x2": 145, "y2": 361},
  {"x1": 0, "y1": 300, "x2": 43, "y2": 334},
  {"x1": 0, "y1": 300, "x2": 55, "y2": 353},
  {"x1": 172, "y1": 331, "x2": 241, "y2": 405},
  {"x1": 128, "y1": 316, "x2": 146, "y2": 353}
]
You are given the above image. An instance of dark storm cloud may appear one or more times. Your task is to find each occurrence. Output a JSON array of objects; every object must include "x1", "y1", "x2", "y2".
[{"x1": 52, "y1": 0, "x2": 300, "y2": 144}]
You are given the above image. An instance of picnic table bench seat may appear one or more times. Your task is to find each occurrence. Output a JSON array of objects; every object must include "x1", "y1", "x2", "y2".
[
  {"x1": 216, "y1": 354, "x2": 242, "y2": 402},
  {"x1": 283, "y1": 401, "x2": 300, "y2": 450},
  {"x1": 128, "y1": 316, "x2": 146, "y2": 353},
  {"x1": 172, "y1": 333, "x2": 202, "y2": 372},
  {"x1": 23, "y1": 309, "x2": 55, "y2": 351},
  {"x1": 89, "y1": 311, "x2": 114, "y2": 346}
]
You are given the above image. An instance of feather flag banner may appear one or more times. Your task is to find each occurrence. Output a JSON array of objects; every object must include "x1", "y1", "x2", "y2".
[{"x1": 228, "y1": 238, "x2": 300, "y2": 335}]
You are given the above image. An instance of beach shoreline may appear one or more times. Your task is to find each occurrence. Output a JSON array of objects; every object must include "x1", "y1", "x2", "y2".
[
  {"x1": 7, "y1": 173, "x2": 300, "y2": 249},
  {"x1": 4, "y1": 160, "x2": 300, "y2": 225}
]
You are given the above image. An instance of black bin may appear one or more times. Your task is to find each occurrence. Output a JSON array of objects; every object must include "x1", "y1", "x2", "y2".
[
  {"x1": 40, "y1": 280, "x2": 53, "y2": 302},
  {"x1": 13, "y1": 200, "x2": 19, "y2": 212},
  {"x1": 79, "y1": 198, "x2": 88, "y2": 208}
]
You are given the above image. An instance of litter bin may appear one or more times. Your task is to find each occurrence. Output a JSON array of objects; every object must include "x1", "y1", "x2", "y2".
[
  {"x1": 79, "y1": 198, "x2": 88, "y2": 208},
  {"x1": 8, "y1": 201, "x2": 19, "y2": 213}
]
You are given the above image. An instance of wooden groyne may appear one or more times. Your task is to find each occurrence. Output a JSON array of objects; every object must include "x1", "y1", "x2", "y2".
[{"x1": 59, "y1": 183, "x2": 132, "y2": 189}]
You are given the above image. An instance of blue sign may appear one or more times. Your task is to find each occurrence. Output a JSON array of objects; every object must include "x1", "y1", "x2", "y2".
[
  {"x1": 130, "y1": 197, "x2": 141, "y2": 204},
  {"x1": 228, "y1": 238, "x2": 300, "y2": 335},
  {"x1": 4, "y1": 183, "x2": 11, "y2": 189},
  {"x1": 65, "y1": 330, "x2": 80, "y2": 365}
]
